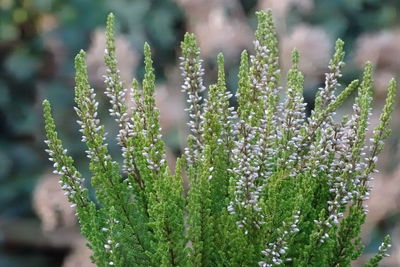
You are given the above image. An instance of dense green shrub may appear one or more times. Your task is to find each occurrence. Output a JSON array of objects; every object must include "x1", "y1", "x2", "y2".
[{"x1": 43, "y1": 11, "x2": 396, "y2": 266}]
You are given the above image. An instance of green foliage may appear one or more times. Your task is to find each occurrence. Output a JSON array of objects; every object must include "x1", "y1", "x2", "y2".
[
  {"x1": 365, "y1": 235, "x2": 392, "y2": 267},
  {"x1": 0, "y1": 0, "x2": 183, "y2": 225},
  {"x1": 286, "y1": 0, "x2": 400, "y2": 41},
  {"x1": 43, "y1": 11, "x2": 397, "y2": 266}
]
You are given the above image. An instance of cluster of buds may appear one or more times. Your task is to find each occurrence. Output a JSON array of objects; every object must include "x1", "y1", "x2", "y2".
[
  {"x1": 179, "y1": 33, "x2": 206, "y2": 166},
  {"x1": 259, "y1": 211, "x2": 300, "y2": 267},
  {"x1": 228, "y1": 119, "x2": 265, "y2": 229}
]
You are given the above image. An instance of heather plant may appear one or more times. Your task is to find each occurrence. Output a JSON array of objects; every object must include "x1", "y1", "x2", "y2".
[{"x1": 43, "y1": 11, "x2": 397, "y2": 267}]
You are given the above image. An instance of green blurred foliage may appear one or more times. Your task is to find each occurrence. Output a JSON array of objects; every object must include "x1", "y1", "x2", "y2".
[
  {"x1": 107, "y1": 0, "x2": 184, "y2": 79},
  {"x1": 288, "y1": 0, "x2": 399, "y2": 38}
]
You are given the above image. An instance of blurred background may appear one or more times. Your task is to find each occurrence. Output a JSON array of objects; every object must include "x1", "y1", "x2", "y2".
[{"x1": 0, "y1": 0, "x2": 399, "y2": 266}]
